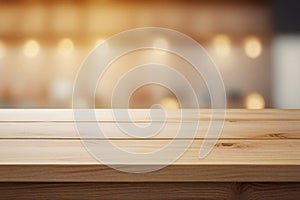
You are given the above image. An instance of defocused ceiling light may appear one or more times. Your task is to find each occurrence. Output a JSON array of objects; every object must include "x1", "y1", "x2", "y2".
[
  {"x1": 0, "y1": 41, "x2": 5, "y2": 59},
  {"x1": 213, "y1": 34, "x2": 231, "y2": 56},
  {"x1": 95, "y1": 39, "x2": 105, "y2": 47},
  {"x1": 58, "y1": 38, "x2": 74, "y2": 55},
  {"x1": 24, "y1": 39, "x2": 40, "y2": 58},
  {"x1": 160, "y1": 97, "x2": 179, "y2": 109},
  {"x1": 153, "y1": 38, "x2": 169, "y2": 50},
  {"x1": 245, "y1": 93, "x2": 265, "y2": 109},
  {"x1": 94, "y1": 38, "x2": 110, "y2": 53},
  {"x1": 49, "y1": 79, "x2": 72, "y2": 104},
  {"x1": 244, "y1": 36, "x2": 262, "y2": 59}
]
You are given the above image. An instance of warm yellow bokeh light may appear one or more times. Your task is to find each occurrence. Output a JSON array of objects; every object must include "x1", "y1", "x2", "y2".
[
  {"x1": 244, "y1": 36, "x2": 262, "y2": 59},
  {"x1": 153, "y1": 38, "x2": 169, "y2": 49},
  {"x1": 24, "y1": 39, "x2": 40, "y2": 57},
  {"x1": 213, "y1": 34, "x2": 231, "y2": 56},
  {"x1": 95, "y1": 39, "x2": 105, "y2": 46},
  {"x1": 0, "y1": 41, "x2": 5, "y2": 59},
  {"x1": 49, "y1": 79, "x2": 72, "y2": 103},
  {"x1": 58, "y1": 38, "x2": 74, "y2": 54},
  {"x1": 245, "y1": 93, "x2": 265, "y2": 109},
  {"x1": 94, "y1": 38, "x2": 110, "y2": 53},
  {"x1": 160, "y1": 97, "x2": 179, "y2": 109}
]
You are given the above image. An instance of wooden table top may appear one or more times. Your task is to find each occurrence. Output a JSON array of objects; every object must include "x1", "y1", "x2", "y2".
[{"x1": 0, "y1": 109, "x2": 300, "y2": 182}]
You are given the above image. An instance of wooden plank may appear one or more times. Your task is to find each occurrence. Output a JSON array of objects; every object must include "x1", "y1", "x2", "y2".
[
  {"x1": 0, "y1": 182, "x2": 239, "y2": 199},
  {"x1": 240, "y1": 183, "x2": 300, "y2": 200},
  {"x1": 0, "y1": 121, "x2": 299, "y2": 139},
  {"x1": 1, "y1": 165, "x2": 300, "y2": 182},
  {"x1": 0, "y1": 182, "x2": 299, "y2": 200},
  {"x1": 1, "y1": 139, "x2": 300, "y2": 165},
  {"x1": 0, "y1": 109, "x2": 299, "y2": 122},
  {"x1": 0, "y1": 164, "x2": 300, "y2": 183}
]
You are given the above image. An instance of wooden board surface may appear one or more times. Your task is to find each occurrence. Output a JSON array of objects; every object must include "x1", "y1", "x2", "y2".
[
  {"x1": 1, "y1": 182, "x2": 300, "y2": 200},
  {"x1": 2, "y1": 165, "x2": 300, "y2": 182},
  {"x1": 1, "y1": 139, "x2": 300, "y2": 165},
  {"x1": 0, "y1": 109, "x2": 299, "y2": 182},
  {"x1": 0, "y1": 109, "x2": 299, "y2": 121},
  {"x1": 0, "y1": 121, "x2": 299, "y2": 139}
]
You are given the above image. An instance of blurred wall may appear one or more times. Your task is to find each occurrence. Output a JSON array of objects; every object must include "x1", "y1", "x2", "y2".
[{"x1": 272, "y1": 0, "x2": 300, "y2": 108}]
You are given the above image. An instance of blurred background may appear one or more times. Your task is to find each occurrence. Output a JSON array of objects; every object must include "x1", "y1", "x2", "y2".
[{"x1": 0, "y1": 0, "x2": 299, "y2": 109}]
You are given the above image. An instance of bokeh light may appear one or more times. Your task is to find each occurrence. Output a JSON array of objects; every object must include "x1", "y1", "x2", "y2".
[
  {"x1": 49, "y1": 79, "x2": 72, "y2": 104},
  {"x1": 23, "y1": 39, "x2": 40, "y2": 57},
  {"x1": 160, "y1": 97, "x2": 179, "y2": 109},
  {"x1": 0, "y1": 41, "x2": 6, "y2": 59},
  {"x1": 245, "y1": 93, "x2": 265, "y2": 109},
  {"x1": 58, "y1": 38, "x2": 74, "y2": 55},
  {"x1": 213, "y1": 34, "x2": 231, "y2": 56},
  {"x1": 95, "y1": 38, "x2": 105, "y2": 47},
  {"x1": 94, "y1": 38, "x2": 110, "y2": 53},
  {"x1": 153, "y1": 38, "x2": 169, "y2": 49},
  {"x1": 244, "y1": 36, "x2": 262, "y2": 59}
]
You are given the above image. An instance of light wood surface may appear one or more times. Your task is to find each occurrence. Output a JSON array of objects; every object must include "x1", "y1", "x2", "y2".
[
  {"x1": 0, "y1": 109, "x2": 299, "y2": 199},
  {"x1": 0, "y1": 121, "x2": 299, "y2": 139},
  {"x1": 0, "y1": 109, "x2": 299, "y2": 121},
  {"x1": 0, "y1": 109, "x2": 299, "y2": 176},
  {"x1": 1, "y1": 139, "x2": 300, "y2": 165}
]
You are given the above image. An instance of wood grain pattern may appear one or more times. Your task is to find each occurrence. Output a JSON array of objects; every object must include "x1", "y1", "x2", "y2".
[
  {"x1": 1, "y1": 139, "x2": 300, "y2": 165},
  {"x1": 0, "y1": 182, "x2": 239, "y2": 199},
  {"x1": 240, "y1": 183, "x2": 300, "y2": 200},
  {"x1": 0, "y1": 109, "x2": 299, "y2": 121},
  {"x1": 1, "y1": 182, "x2": 300, "y2": 200},
  {"x1": 1, "y1": 165, "x2": 300, "y2": 182},
  {"x1": 0, "y1": 109, "x2": 299, "y2": 199},
  {"x1": 0, "y1": 121, "x2": 299, "y2": 139}
]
